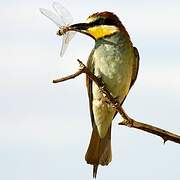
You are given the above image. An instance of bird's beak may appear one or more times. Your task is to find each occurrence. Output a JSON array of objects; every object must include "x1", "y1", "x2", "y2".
[
  {"x1": 69, "y1": 23, "x2": 95, "y2": 39},
  {"x1": 56, "y1": 23, "x2": 94, "y2": 39},
  {"x1": 56, "y1": 23, "x2": 89, "y2": 36},
  {"x1": 69, "y1": 23, "x2": 89, "y2": 32}
]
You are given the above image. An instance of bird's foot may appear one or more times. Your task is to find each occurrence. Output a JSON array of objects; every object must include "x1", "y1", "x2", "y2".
[{"x1": 113, "y1": 97, "x2": 120, "y2": 108}]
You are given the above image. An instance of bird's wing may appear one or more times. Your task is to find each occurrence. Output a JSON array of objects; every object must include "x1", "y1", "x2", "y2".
[
  {"x1": 86, "y1": 50, "x2": 95, "y2": 127},
  {"x1": 112, "y1": 46, "x2": 140, "y2": 119},
  {"x1": 129, "y1": 47, "x2": 140, "y2": 89}
]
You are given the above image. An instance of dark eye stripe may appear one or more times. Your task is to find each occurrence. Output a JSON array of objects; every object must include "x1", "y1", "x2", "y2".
[{"x1": 89, "y1": 17, "x2": 119, "y2": 27}]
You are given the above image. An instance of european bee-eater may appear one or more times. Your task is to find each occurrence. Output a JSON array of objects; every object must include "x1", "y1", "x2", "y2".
[{"x1": 60, "y1": 11, "x2": 139, "y2": 178}]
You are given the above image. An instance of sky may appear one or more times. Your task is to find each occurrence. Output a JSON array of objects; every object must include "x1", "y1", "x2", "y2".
[{"x1": 0, "y1": 0, "x2": 180, "y2": 179}]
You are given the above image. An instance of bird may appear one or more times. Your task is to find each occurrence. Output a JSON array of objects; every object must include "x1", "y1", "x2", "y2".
[{"x1": 61, "y1": 11, "x2": 139, "y2": 178}]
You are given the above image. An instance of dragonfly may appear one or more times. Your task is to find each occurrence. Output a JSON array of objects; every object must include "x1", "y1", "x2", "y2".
[{"x1": 40, "y1": 1, "x2": 75, "y2": 57}]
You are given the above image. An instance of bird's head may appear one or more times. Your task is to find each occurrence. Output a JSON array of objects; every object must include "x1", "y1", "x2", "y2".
[{"x1": 58, "y1": 11, "x2": 129, "y2": 40}]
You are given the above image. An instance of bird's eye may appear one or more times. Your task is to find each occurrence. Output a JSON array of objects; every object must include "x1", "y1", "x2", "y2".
[
  {"x1": 98, "y1": 18, "x2": 106, "y2": 25},
  {"x1": 91, "y1": 18, "x2": 105, "y2": 27}
]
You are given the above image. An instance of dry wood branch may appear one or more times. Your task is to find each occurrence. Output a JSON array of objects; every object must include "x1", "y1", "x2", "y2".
[
  {"x1": 52, "y1": 61, "x2": 85, "y2": 83},
  {"x1": 53, "y1": 59, "x2": 180, "y2": 144}
]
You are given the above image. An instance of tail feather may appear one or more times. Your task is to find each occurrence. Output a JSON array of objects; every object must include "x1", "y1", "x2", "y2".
[
  {"x1": 85, "y1": 125, "x2": 112, "y2": 178},
  {"x1": 93, "y1": 165, "x2": 98, "y2": 178}
]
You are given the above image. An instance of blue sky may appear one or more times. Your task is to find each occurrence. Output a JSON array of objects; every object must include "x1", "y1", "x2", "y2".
[{"x1": 0, "y1": 0, "x2": 180, "y2": 179}]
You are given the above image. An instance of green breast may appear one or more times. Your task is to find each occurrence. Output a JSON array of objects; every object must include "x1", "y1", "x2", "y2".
[{"x1": 93, "y1": 32, "x2": 134, "y2": 100}]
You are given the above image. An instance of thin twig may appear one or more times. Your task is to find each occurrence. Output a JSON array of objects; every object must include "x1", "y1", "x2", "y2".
[
  {"x1": 53, "y1": 62, "x2": 85, "y2": 83},
  {"x1": 53, "y1": 59, "x2": 180, "y2": 144}
]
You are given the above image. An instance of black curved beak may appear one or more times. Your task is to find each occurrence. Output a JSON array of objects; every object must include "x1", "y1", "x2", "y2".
[
  {"x1": 69, "y1": 23, "x2": 95, "y2": 39},
  {"x1": 57, "y1": 23, "x2": 95, "y2": 39},
  {"x1": 56, "y1": 23, "x2": 89, "y2": 36},
  {"x1": 69, "y1": 23, "x2": 89, "y2": 31}
]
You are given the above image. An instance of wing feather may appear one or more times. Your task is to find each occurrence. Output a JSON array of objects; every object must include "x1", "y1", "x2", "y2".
[
  {"x1": 130, "y1": 47, "x2": 140, "y2": 89},
  {"x1": 86, "y1": 50, "x2": 95, "y2": 126}
]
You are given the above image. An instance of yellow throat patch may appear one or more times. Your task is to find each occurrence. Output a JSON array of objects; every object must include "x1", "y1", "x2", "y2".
[{"x1": 87, "y1": 25, "x2": 119, "y2": 39}]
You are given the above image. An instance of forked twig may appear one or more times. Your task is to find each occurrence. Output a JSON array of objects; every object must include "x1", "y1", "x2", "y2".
[{"x1": 53, "y1": 59, "x2": 180, "y2": 144}]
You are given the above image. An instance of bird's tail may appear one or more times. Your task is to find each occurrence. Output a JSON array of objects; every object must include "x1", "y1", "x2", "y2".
[{"x1": 85, "y1": 124, "x2": 112, "y2": 178}]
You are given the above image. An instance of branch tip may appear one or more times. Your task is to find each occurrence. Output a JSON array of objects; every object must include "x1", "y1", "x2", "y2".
[{"x1": 163, "y1": 138, "x2": 168, "y2": 144}]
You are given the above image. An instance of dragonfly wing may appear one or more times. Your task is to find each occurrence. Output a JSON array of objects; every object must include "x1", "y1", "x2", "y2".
[
  {"x1": 40, "y1": 3, "x2": 75, "y2": 57},
  {"x1": 40, "y1": 8, "x2": 65, "y2": 26},
  {"x1": 52, "y1": 1, "x2": 73, "y2": 24},
  {"x1": 60, "y1": 31, "x2": 76, "y2": 57}
]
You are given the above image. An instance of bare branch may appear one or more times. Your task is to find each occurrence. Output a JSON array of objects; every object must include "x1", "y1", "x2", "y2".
[
  {"x1": 53, "y1": 61, "x2": 85, "y2": 83},
  {"x1": 53, "y1": 59, "x2": 180, "y2": 144},
  {"x1": 119, "y1": 118, "x2": 180, "y2": 144}
]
